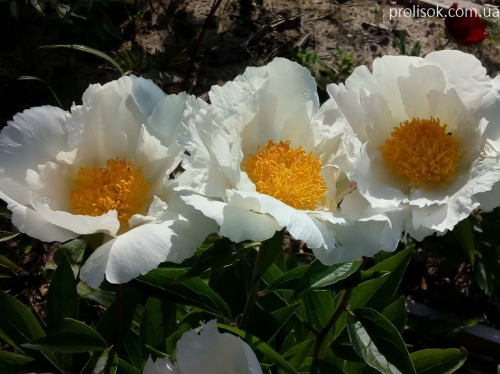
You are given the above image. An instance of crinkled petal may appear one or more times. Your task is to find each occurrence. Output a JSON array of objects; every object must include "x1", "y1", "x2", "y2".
[
  {"x1": 129, "y1": 75, "x2": 166, "y2": 118},
  {"x1": 398, "y1": 64, "x2": 446, "y2": 119},
  {"x1": 0, "y1": 191, "x2": 77, "y2": 242},
  {"x1": 143, "y1": 356, "x2": 178, "y2": 374},
  {"x1": 26, "y1": 168, "x2": 120, "y2": 236},
  {"x1": 339, "y1": 190, "x2": 404, "y2": 256},
  {"x1": 80, "y1": 207, "x2": 213, "y2": 286},
  {"x1": 179, "y1": 99, "x2": 233, "y2": 198},
  {"x1": 176, "y1": 188, "x2": 281, "y2": 243},
  {"x1": 0, "y1": 106, "x2": 69, "y2": 204},
  {"x1": 236, "y1": 191, "x2": 327, "y2": 249},
  {"x1": 411, "y1": 159, "x2": 500, "y2": 233},
  {"x1": 326, "y1": 83, "x2": 369, "y2": 144},
  {"x1": 176, "y1": 320, "x2": 262, "y2": 374},
  {"x1": 350, "y1": 144, "x2": 407, "y2": 208},
  {"x1": 424, "y1": 50, "x2": 490, "y2": 110}
]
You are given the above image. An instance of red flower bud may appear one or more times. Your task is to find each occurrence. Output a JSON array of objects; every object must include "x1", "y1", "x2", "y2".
[{"x1": 445, "y1": 3, "x2": 489, "y2": 46}]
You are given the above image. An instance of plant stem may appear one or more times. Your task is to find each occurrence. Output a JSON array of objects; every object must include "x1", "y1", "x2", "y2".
[
  {"x1": 114, "y1": 284, "x2": 123, "y2": 356},
  {"x1": 239, "y1": 229, "x2": 285, "y2": 330},
  {"x1": 312, "y1": 288, "x2": 352, "y2": 360},
  {"x1": 182, "y1": 0, "x2": 224, "y2": 91},
  {"x1": 239, "y1": 275, "x2": 260, "y2": 330}
]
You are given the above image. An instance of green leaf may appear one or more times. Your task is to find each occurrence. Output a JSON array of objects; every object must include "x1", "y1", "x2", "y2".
[
  {"x1": 253, "y1": 229, "x2": 285, "y2": 281},
  {"x1": 176, "y1": 238, "x2": 256, "y2": 282},
  {"x1": 39, "y1": 44, "x2": 124, "y2": 75},
  {"x1": 0, "y1": 253, "x2": 21, "y2": 272},
  {"x1": 217, "y1": 324, "x2": 298, "y2": 374},
  {"x1": 292, "y1": 260, "x2": 362, "y2": 300},
  {"x1": 47, "y1": 254, "x2": 78, "y2": 333},
  {"x1": 54, "y1": 239, "x2": 87, "y2": 277},
  {"x1": 350, "y1": 246, "x2": 414, "y2": 311},
  {"x1": 382, "y1": 296, "x2": 407, "y2": 334},
  {"x1": 304, "y1": 290, "x2": 334, "y2": 333},
  {"x1": 22, "y1": 332, "x2": 107, "y2": 353},
  {"x1": 262, "y1": 266, "x2": 307, "y2": 294},
  {"x1": 325, "y1": 270, "x2": 389, "y2": 292},
  {"x1": 348, "y1": 308, "x2": 415, "y2": 374},
  {"x1": 78, "y1": 282, "x2": 115, "y2": 308},
  {"x1": 269, "y1": 304, "x2": 300, "y2": 338},
  {"x1": 281, "y1": 338, "x2": 314, "y2": 370},
  {"x1": 410, "y1": 348, "x2": 467, "y2": 374},
  {"x1": 140, "y1": 298, "x2": 176, "y2": 356},
  {"x1": 17, "y1": 76, "x2": 62, "y2": 108},
  {"x1": 96, "y1": 287, "x2": 140, "y2": 345},
  {"x1": 61, "y1": 319, "x2": 106, "y2": 342},
  {"x1": 0, "y1": 351, "x2": 34, "y2": 367},
  {"x1": 453, "y1": 218, "x2": 475, "y2": 266},
  {"x1": 124, "y1": 330, "x2": 143, "y2": 369},
  {"x1": 0, "y1": 291, "x2": 46, "y2": 349},
  {"x1": 92, "y1": 348, "x2": 118, "y2": 374},
  {"x1": 0, "y1": 205, "x2": 12, "y2": 219},
  {"x1": 117, "y1": 359, "x2": 140, "y2": 374},
  {"x1": 133, "y1": 268, "x2": 232, "y2": 322}
]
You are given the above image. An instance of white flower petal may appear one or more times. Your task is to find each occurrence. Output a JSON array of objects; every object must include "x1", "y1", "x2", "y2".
[
  {"x1": 236, "y1": 191, "x2": 326, "y2": 249},
  {"x1": 350, "y1": 144, "x2": 407, "y2": 208},
  {"x1": 176, "y1": 320, "x2": 262, "y2": 374},
  {"x1": 397, "y1": 64, "x2": 446, "y2": 119},
  {"x1": 129, "y1": 75, "x2": 166, "y2": 118},
  {"x1": 142, "y1": 356, "x2": 177, "y2": 374},
  {"x1": 339, "y1": 191, "x2": 404, "y2": 255},
  {"x1": 26, "y1": 168, "x2": 120, "y2": 236},
  {"x1": 179, "y1": 102, "x2": 233, "y2": 198},
  {"x1": 0, "y1": 106, "x2": 69, "y2": 204},
  {"x1": 135, "y1": 125, "x2": 170, "y2": 193},
  {"x1": 177, "y1": 188, "x2": 281, "y2": 243},
  {"x1": 424, "y1": 50, "x2": 491, "y2": 110},
  {"x1": 327, "y1": 83, "x2": 369, "y2": 144},
  {"x1": 0, "y1": 191, "x2": 77, "y2": 243},
  {"x1": 81, "y1": 209, "x2": 212, "y2": 286}
]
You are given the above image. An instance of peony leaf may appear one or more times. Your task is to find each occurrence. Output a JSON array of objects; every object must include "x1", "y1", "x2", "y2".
[
  {"x1": 410, "y1": 348, "x2": 467, "y2": 374},
  {"x1": 39, "y1": 44, "x2": 124, "y2": 75},
  {"x1": 453, "y1": 218, "x2": 475, "y2": 266},
  {"x1": 349, "y1": 246, "x2": 414, "y2": 311},
  {"x1": 96, "y1": 287, "x2": 140, "y2": 345},
  {"x1": 292, "y1": 259, "x2": 362, "y2": 300},
  {"x1": 381, "y1": 296, "x2": 407, "y2": 334},
  {"x1": 261, "y1": 265, "x2": 308, "y2": 294},
  {"x1": 348, "y1": 308, "x2": 415, "y2": 374},
  {"x1": 47, "y1": 254, "x2": 78, "y2": 334},
  {"x1": 22, "y1": 332, "x2": 107, "y2": 353},
  {"x1": 0, "y1": 351, "x2": 34, "y2": 367},
  {"x1": 133, "y1": 268, "x2": 233, "y2": 322}
]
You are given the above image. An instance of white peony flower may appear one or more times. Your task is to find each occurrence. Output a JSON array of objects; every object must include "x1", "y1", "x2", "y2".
[
  {"x1": 142, "y1": 320, "x2": 262, "y2": 374},
  {"x1": 327, "y1": 50, "x2": 500, "y2": 240},
  {"x1": 0, "y1": 75, "x2": 217, "y2": 287},
  {"x1": 176, "y1": 58, "x2": 399, "y2": 265}
]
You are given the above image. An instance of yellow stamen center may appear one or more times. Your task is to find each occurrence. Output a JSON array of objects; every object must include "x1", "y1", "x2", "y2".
[
  {"x1": 245, "y1": 140, "x2": 327, "y2": 210},
  {"x1": 70, "y1": 158, "x2": 151, "y2": 226},
  {"x1": 381, "y1": 117, "x2": 462, "y2": 188}
]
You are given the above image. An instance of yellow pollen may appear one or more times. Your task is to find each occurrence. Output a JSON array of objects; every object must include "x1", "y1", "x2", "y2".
[
  {"x1": 381, "y1": 117, "x2": 462, "y2": 188},
  {"x1": 70, "y1": 158, "x2": 151, "y2": 226},
  {"x1": 245, "y1": 140, "x2": 327, "y2": 210}
]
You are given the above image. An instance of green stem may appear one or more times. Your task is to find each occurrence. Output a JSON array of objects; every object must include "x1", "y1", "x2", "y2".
[
  {"x1": 312, "y1": 288, "x2": 352, "y2": 361},
  {"x1": 114, "y1": 284, "x2": 123, "y2": 356},
  {"x1": 238, "y1": 229, "x2": 285, "y2": 330},
  {"x1": 239, "y1": 276, "x2": 260, "y2": 330}
]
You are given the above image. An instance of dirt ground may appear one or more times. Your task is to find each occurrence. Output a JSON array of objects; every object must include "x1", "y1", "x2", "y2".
[
  {"x1": 1, "y1": 0, "x2": 500, "y2": 372},
  {"x1": 3, "y1": 0, "x2": 500, "y2": 127}
]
